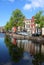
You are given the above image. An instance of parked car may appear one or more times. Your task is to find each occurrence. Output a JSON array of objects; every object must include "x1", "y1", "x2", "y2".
[
  {"x1": 32, "y1": 33, "x2": 41, "y2": 36},
  {"x1": 17, "y1": 32, "x2": 28, "y2": 36},
  {"x1": 8, "y1": 30, "x2": 12, "y2": 33}
]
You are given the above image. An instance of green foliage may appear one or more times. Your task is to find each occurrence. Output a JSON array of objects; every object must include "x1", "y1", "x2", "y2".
[
  {"x1": 40, "y1": 16, "x2": 44, "y2": 27},
  {"x1": 5, "y1": 22, "x2": 10, "y2": 31},
  {"x1": 12, "y1": 9, "x2": 25, "y2": 26},
  {"x1": 5, "y1": 9, "x2": 25, "y2": 31},
  {"x1": 34, "y1": 11, "x2": 44, "y2": 28}
]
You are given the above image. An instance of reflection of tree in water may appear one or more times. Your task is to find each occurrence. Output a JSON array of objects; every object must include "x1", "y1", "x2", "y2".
[
  {"x1": 4, "y1": 35, "x2": 24, "y2": 62},
  {"x1": 32, "y1": 44, "x2": 44, "y2": 65},
  {"x1": 4, "y1": 35, "x2": 12, "y2": 48}
]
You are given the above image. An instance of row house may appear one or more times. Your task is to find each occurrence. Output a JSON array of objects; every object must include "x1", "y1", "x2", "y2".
[{"x1": 23, "y1": 16, "x2": 36, "y2": 35}]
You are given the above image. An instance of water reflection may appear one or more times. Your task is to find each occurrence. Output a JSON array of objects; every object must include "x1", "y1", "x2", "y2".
[
  {"x1": 32, "y1": 44, "x2": 44, "y2": 65},
  {"x1": 4, "y1": 35, "x2": 44, "y2": 65},
  {"x1": 4, "y1": 35, "x2": 24, "y2": 62},
  {"x1": 17, "y1": 40, "x2": 44, "y2": 65}
]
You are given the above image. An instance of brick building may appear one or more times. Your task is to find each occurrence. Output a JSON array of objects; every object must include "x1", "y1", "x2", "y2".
[{"x1": 23, "y1": 16, "x2": 36, "y2": 35}]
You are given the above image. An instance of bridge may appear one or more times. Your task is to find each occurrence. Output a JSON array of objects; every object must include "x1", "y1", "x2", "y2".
[{"x1": 0, "y1": 26, "x2": 5, "y2": 33}]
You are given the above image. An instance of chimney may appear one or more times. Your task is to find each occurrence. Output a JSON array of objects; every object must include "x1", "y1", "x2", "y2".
[{"x1": 31, "y1": 16, "x2": 35, "y2": 22}]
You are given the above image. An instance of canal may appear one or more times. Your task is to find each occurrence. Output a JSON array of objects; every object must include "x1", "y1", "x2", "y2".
[{"x1": 0, "y1": 33, "x2": 44, "y2": 65}]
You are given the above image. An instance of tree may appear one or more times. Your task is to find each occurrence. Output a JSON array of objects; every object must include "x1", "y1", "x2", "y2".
[
  {"x1": 40, "y1": 16, "x2": 44, "y2": 27},
  {"x1": 5, "y1": 9, "x2": 25, "y2": 31},
  {"x1": 34, "y1": 11, "x2": 44, "y2": 28},
  {"x1": 12, "y1": 9, "x2": 25, "y2": 26},
  {"x1": 5, "y1": 22, "x2": 10, "y2": 31}
]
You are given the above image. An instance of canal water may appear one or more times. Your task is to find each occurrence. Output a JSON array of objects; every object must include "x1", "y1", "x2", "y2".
[{"x1": 0, "y1": 33, "x2": 44, "y2": 65}]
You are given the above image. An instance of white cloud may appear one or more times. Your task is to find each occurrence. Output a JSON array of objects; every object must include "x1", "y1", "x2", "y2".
[
  {"x1": 23, "y1": 0, "x2": 44, "y2": 10},
  {"x1": 23, "y1": 4, "x2": 32, "y2": 10}
]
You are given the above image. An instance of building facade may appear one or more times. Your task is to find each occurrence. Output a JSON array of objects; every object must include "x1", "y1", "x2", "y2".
[
  {"x1": 0, "y1": 26, "x2": 5, "y2": 33},
  {"x1": 23, "y1": 16, "x2": 36, "y2": 35}
]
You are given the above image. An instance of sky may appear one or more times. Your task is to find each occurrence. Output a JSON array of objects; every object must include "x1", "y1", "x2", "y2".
[{"x1": 0, "y1": 0, "x2": 44, "y2": 26}]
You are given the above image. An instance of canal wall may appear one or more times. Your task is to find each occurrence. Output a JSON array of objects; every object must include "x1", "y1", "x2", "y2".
[{"x1": 6, "y1": 33, "x2": 44, "y2": 43}]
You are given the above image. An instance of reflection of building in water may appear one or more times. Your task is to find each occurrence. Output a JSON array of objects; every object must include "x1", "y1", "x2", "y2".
[
  {"x1": 29, "y1": 43, "x2": 35, "y2": 55},
  {"x1": 17, "y1": 40, "x2": 36, "y2": 55},
  {"x1": 17, "y1": 40, "x2": 32, "y2": 53},
  {"x1": 41, "y1": 45, "x2": 44, "y2": 54},
  {"x1": 12, "y1": 38, "x2": 16, "y2": 45},
  {"x1": 17, "y1": 40, "x2": 44, "y2": 55},
  {"x1": 11, "y1": 38, "x2": 44, "y2": 55}
]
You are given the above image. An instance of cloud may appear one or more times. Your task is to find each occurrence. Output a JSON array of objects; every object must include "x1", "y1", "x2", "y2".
[
  {"x1": 23, "y1": 4, "x2": 32, "y2": 10},
  {"x1": 23, "y1": 0, "x2": 44, "y2": 10}
]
